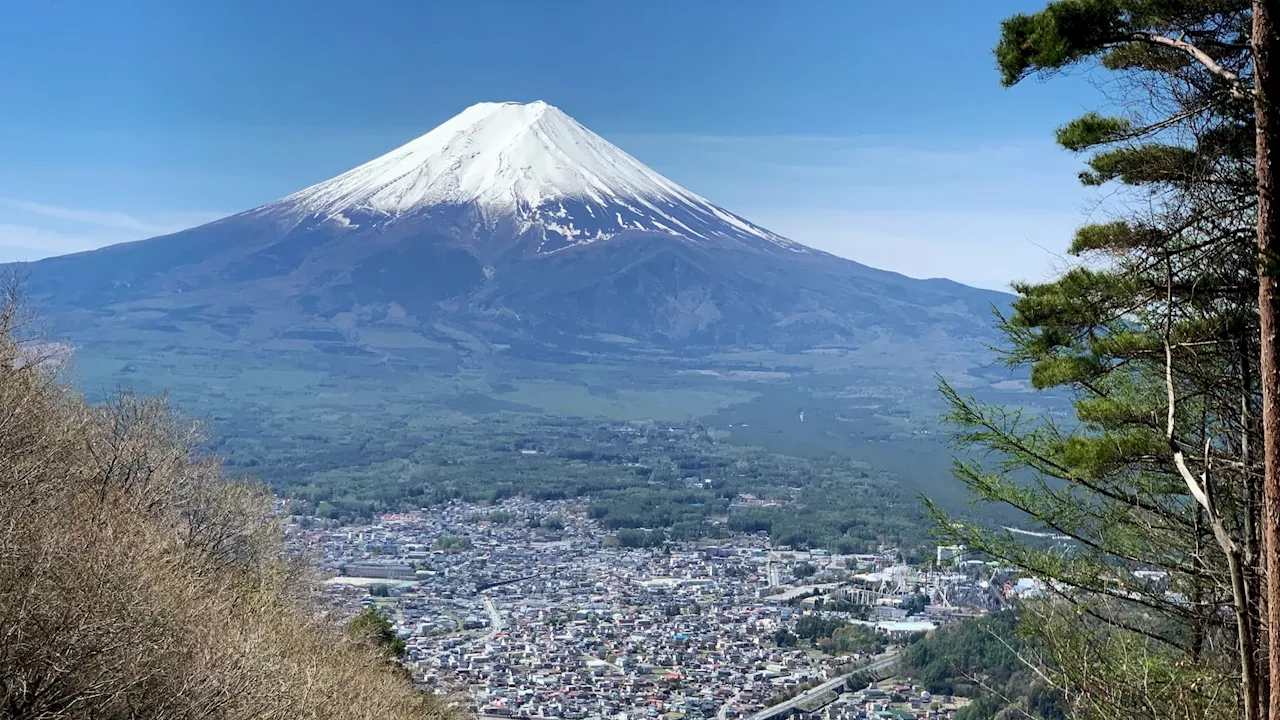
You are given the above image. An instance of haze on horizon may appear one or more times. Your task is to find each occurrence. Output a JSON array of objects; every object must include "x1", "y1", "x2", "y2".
[{"x1": 0, "y1": 0, "x2": 1102, "y2": 291}]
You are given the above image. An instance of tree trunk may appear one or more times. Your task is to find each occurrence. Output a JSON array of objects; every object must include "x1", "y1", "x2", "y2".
[
  {"x1": 1234, "y1": 540, "x2": 1262, "y2": 720},
  {"x1": 1256, "y1": 3, "x2": 1280, "y2": 720},
  {"x1": 1244, "y1": 331, "x2": 1269, "y2": 720}
]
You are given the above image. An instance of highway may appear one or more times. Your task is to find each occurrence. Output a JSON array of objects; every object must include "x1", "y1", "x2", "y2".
[{"x1": 746, "y1": 652, "x2": 900, "y2": 720}]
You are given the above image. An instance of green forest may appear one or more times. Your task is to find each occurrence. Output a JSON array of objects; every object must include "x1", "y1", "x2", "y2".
[{"x1": 264, "y1": 414, "x2": 954, "y2": 553}]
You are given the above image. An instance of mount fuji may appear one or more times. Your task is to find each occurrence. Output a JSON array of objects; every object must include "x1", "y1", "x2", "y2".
[
  {"x1": 272, "y1": 100, "x2": 803, "y2": 257},
  {"x1": 20, "y1": 101, "x2": 1007, "y2": 358}
]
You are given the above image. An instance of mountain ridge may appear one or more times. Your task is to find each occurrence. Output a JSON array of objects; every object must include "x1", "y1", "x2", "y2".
[{"x1": 16, "y1": 100, "x2": 1007, "y2": 358}]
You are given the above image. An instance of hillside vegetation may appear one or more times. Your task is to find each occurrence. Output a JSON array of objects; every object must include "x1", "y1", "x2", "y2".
[
  {"x1": 899, "y1": 614, "x2": 1063, "y2": 720},
  {"x1": 0, "y1": 287, "x2": 454, "y2": 719}
]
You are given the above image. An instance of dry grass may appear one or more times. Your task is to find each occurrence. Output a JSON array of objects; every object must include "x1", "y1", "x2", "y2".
[{"x1": 0, "y1": 278, "x2": 457, "y2": 720}]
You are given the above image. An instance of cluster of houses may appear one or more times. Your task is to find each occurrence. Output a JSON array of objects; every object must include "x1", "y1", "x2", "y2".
[{"x1": 290, "y1": 499, "x2": 1005, "y2": 719}]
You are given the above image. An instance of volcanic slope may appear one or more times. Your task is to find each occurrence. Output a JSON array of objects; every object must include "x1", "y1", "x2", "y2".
[{"x1": 23, "y1": 100, "x2": 1005, "y2": 356}]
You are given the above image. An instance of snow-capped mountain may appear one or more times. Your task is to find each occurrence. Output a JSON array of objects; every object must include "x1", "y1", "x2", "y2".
[
  {"x1": 263, "y1": 101, "x2": 801, "y2": 257},
  {"x1": 18, "y1": 100, "x2": 1007, "y2": 356}
]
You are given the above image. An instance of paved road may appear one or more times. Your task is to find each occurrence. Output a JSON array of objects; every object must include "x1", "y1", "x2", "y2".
[
  {"x1": 482, "y1": 595, "x2": 504, "y2": 641},
  {"x1": 583, "y1": 653, "x2": 624, "y2": 673},
  {"x1": 718, "y1": 691, "x2": 744, "y2": 720},
  {"x1": 746, "y1": 652, "x2": 900, "y2": 720}
]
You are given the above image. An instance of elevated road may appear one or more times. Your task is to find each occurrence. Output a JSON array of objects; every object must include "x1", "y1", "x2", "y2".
[{"x1": 747, "y1": 652, "x2": 899, "y2": 720}]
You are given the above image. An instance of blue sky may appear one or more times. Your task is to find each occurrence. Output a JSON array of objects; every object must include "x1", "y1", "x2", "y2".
[{"x1": 0, "y1": 0, "x2": 1105, "y2": 289}]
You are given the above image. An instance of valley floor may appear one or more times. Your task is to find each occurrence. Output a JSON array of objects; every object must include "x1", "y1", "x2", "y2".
[{"x1": 295, "y1": 499, "x2": 1008, "y2": 720}]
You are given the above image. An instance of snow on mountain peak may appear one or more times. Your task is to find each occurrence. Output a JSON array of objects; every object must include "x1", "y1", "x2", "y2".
[{"x1": 271, "y1": 101, "x2": 802, "y2": 253}]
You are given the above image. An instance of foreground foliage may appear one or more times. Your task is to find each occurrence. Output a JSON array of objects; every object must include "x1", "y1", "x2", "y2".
[
  {"x1": 0, "y1": 289, "x2": 454, "y2": 719},
  {"x1": 937, "y1": 1, "x2": 1270, "y2": 719}
]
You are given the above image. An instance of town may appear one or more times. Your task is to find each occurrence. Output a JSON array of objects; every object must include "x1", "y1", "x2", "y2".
[{"x1": 291, "y1": 499, "x2": 1028, "y2": 720}]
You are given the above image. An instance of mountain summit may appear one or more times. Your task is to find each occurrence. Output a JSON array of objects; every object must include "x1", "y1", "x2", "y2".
[
  {"x1": 20, "y1": 100, "x2": 1006, "y2": 357},
  {"x1": 266, "y1": 100, "x2": 799, "y2": 257}
]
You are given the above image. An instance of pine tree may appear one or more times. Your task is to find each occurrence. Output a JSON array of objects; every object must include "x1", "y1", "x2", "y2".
[{"x1": 939, "y1": 2, "x2": 1280, "y2": 718}]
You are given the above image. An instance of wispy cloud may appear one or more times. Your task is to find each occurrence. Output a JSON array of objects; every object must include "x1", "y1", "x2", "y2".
[
  {"x1": 3, "y1": 199, "x2": 162, "y2": 233},
  {"x1": 612, "y1": 132, "x2": 1094, "y2": 289},
  {"x1": 751, "y1": 209, "x2": 1084, "y2": 292},
  {"x1": 3, "y1": 199, "x2": 224, "y2": 235},
  {"x1": 0, "y1": 223, "x2": 115, "y2": 260},
  {"x1": 0, "y1": 199, "x2": 225, "y2": 263}
]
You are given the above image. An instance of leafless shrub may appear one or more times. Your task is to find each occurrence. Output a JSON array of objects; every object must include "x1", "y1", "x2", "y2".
[{"x1": 0, "y1": 288, "x2": 457, "y2": 720}]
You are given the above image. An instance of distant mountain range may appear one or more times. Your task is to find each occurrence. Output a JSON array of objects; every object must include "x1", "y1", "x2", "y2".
[{"x1": 20, "y1": 101, "x2": 1007, "y2": 357}]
